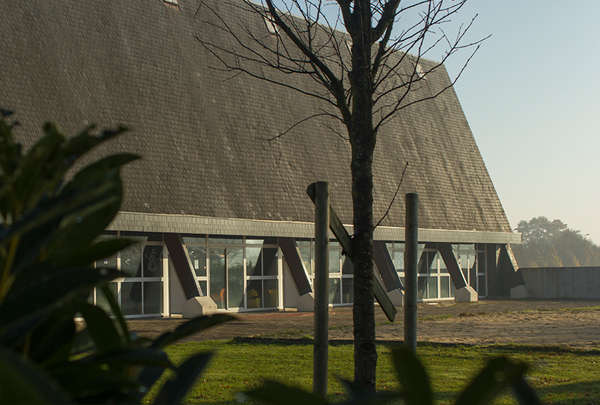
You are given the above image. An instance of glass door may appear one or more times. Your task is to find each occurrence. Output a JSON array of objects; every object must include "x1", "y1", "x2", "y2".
[
  {"x1": 209, "y1": 247, "x2": 245, "y2": 310},
  {"x1": 227, "y1": 248, "x2": 244, "y2": 309},
  {"x1": 209, "y1": 249, "x2": 226, "y2": 309}
]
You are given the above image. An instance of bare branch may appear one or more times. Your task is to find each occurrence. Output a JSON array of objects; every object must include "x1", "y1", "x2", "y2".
[
  {"x1": 374, "y1": 161, "x2": 409, "y2": 229},
  {"x1": 374, "y1": 42, "x2": 482, "y2": 133},
  {"x1": 371, "y1": 0, "x2": 401, "y2": 41},
  {"x1": 322, "y1": 123, "x2": 350, "y2": 141},
  {"x1": 256, "y1": 111, "x2": 334, "y2": 141},
  {"x1": 195, "y1": 0, "x2": 489, "y2": 391},
  {"x1": 262, "y1": 0, "x2": 351, "y2": 120}
]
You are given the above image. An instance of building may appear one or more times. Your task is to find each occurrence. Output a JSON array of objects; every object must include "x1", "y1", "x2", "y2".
[{"x1": 0, "y1": 0, "x2": 521, "y2": 317}]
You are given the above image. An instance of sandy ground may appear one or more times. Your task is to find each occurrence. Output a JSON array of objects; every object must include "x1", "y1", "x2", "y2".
[{"x1": 127, "y1": 299, "x2": 600, "y2": 349}]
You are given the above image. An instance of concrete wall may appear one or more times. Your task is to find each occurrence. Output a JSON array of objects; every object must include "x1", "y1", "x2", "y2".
[
  {"x1": 487, "y1": 244, "x2": 525, "y2": 297},
  {"x1": 168, "y1": 259, "x2": 187, "y2": 315},
  {"x1": 518, "y1": 267, "x2": 600, "y2": 299},
  {"x1": 283, "y1": 262, "x2": 300, "y2": 310}
]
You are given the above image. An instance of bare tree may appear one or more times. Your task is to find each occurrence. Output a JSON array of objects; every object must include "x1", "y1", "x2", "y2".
[{"x1": 197, "y1": 0, "x2": 485, "y2": 391}]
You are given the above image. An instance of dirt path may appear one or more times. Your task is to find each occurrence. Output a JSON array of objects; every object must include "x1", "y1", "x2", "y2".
[{"x1": 128, "y1": 299, "x2": 600, "y2": 348}]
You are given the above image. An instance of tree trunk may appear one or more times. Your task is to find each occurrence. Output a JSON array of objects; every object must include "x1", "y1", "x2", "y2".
[
  {"x1": 349, "y1": 0, "x2": 377, "y2": 391},
  {"x1": 351, "y1": 143, "x2": 377, "y2": 391},
  {"x1": 350, "y1": 1, "x2": 377, "y2": 385},
  {"x1": 206, "y1": 0, "x2": 477, "y2": 393}
]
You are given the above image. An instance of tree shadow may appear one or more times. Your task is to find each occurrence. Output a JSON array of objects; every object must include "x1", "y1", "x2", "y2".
[{"x1": 228, "y1": 338, "x2": 600, "y2": 358}]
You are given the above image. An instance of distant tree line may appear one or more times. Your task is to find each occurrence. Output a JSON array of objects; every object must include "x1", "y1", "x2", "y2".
[{"x1": 512, "y1": 217, "x2": 600, "y2": 267}]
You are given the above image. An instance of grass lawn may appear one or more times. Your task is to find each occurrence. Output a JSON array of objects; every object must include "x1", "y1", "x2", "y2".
[{"x1": 143, "y1": 338, "x2": 600, "y2": 404}]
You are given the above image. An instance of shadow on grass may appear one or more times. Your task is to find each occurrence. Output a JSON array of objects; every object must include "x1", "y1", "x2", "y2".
[
  {"x1": 482, "y1": 343, "x2": 600, "y2": 357},
  {"x1": 229, "y1": 337, "x2": 600, "y2": 356},
  {"x1": 229, "y1": 336, "x2": 339, "y2": 346},
  {"x1": 433, "y1": 381, "x2": 600, "y2": 405},
  {"x1": 532, "y1": 379, "x2": 600, "y2": 404}
]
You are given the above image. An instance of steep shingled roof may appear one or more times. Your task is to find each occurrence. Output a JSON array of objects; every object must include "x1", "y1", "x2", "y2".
[{"x1": 0, "y1": 0, "x2": 512, "y2": 234}]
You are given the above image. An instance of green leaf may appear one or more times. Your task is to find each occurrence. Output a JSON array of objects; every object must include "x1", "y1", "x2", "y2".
[
  {"x1": 512, "y1": 375, "x2": 543, "y2": 405},
  {"x1": 0, "y1": 315, "x2": 43, "y2": 347},
  {"x1": 65, "y1": 154, "x2": 139, "y2": 190},
  {"x1": 4, "y1": 190, "x2": 121, "y2": 278},
  {"x1": 154, "y1": 352, "x2": 213, "y2": 405},
  {"x1": 129, "y1": 336, "x2": 154, "y2": 348},
  {"x1": 12, "y1": 122, "x2": 65, "y2": 209},
  {"x1": 39, "y1": 156, "x2": 137, "y2": 260},
  {"x1": 135, "y1": 366, "x2": 166, "y2": 401},
  {"x1": 49, "y1": 363, "x2": 141, "y2": 399},
  {"x1": 0, "y1": 267, "x2": 122, "y2": 333},
  {"x1": 42, "y1": 185, "x2": 124, "y2": 258},
  {"x1": 93, "y1": 348, "x2": 173, "y2": 369},
  {"x1": 0, "y1": 125, "x2": 135, "y2": 262},
  {"x1": 3, "y1": 154, "x2": 137, "y2": 253},
  {"x1": 99, "y1": 125, "x2": 129, "y2": 141},
  {"x1": 56, "y1": 124, "x2": 127, "y2": 171},
  {"x1": 391, "y1": 347, "x2": 433, "y2": 405},
  {"x1": 3, "y1": 181, "x2": 121, "y2": 260},
  {"x1": 49, "y1": 238, "x2": 135, "y2": 267},
  {"x1": 70, "y1": 348, "x2": 173, "y2": 371},
  {"x1": 0, "y1": 345, "x2": 72, "y2": 404},
  {"x1": 48, "y1": 198, "x2": 122, "y2": 260},
  {"x1": 246, "y1": 380, "x2": 330, "y2": 405},
  {"x1": 99, "y1": 283, "x2": 131, "y2": 346},
  {"x1": 0, "y1": 115, "x2": 21, "y2": 178},
  {"x1": 19, "y1": 123, "x2": 129, "y2": 210},
  {"x1": 337, "y1": 377, "x2": 401, "y2": 405},
  {"x1": 28, "y1": 310, "x2": 77, "y2": 366},
  {"x1": 151, "y1": 314, "x2": 236, "y2": 349},
  {"x1": 71, "y1": 327, "x2": 95, "y2": 356},
  {"x1": 76, "y1": 301, "x2": 122, "y2": 354},
  {"x1": 454, "y1": 356, "x2": 529, "y2": 405},
  {"x1": 339, "y1": 393, "x2": 402, "y2": 405}
]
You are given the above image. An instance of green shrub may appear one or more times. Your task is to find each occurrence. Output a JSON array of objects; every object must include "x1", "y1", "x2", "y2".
[{"x1": 0, "y1": 110, "x2": 233, "y2": 404}]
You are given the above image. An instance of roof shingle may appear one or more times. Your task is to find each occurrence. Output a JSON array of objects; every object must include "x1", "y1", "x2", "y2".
[{"x1": 0, "y1": 0, "x2": 512, "y2": 234}]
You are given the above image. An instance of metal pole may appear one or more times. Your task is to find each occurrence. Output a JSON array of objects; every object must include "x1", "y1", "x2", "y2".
[
  {"x1": 313, "y1": 181, "x2": 329, "y2": 397},
  {"x1": 404, "y1": 193, "x2": 418, "y2": 353}
]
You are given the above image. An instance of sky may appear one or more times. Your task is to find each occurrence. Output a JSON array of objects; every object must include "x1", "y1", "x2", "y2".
[
  {"x1": 435, "y1": 0, "x2": 600, "y2": 244},
  {"x1": 273, "y1": 0, "x2": 600, "y2": 243}
]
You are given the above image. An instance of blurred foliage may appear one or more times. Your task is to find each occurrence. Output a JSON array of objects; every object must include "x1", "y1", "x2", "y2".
[
  {"x1": 0, "y1": 110, "x2": 234, "y2": 404},
  {"x1": 512, "y1": 217, "x2": 600, "y2": 267},
  {"x1": 247, "y1": 346, "x2": 542, "y2": 405}
]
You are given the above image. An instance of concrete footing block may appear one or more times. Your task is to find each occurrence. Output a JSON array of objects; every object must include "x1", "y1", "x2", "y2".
[
  {"x1": 182, "y1": 296, "x2": 217, "y2": 318},
  {"x1": 297, "y1": 292, "x2": 315, "y2": 312},
  {"x1": 388, "y1": 288, "x2": 404, "y2": 306},
  {"x1": 455, "y1": 286, "x2": 478, "y2": 302},
  {"x1": 510, "y1": 284, "x2": 530, "y2": 299}
]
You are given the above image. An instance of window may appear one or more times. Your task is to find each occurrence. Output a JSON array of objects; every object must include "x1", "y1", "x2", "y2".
[
  {"x1": 297, "y1": 239, "x2": 312, "y2": 276},
  {"x1": 264, "y1": 17, "x2": 278, "y2": 35},
  {"x1": 455, "y1": 244, "x2": 487, "y2": 297},
  {"x1": 295, "y1": 239, "x2": 354, "y2": 305},
  {"x1": 185, "y1": 236, "x2": 280, "y2": 310},
  {"x1": 415, "y1": 63, "x2": 425, "y2": 79},
  {"x1": 392, "y1": 242, "x2": 488, "y2": 300},
  {"x1": 246, "y1": 239, "x2": 279, "y2": 309},
  {"x1": 390, "y1": 242, "x2": 457, "y2": 302},
  {"x1": 92, "y1": 232, "x2": 164, "y2": 317}
]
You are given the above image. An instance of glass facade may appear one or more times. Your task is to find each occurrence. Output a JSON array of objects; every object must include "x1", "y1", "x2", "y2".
[
  {"x1": 389, "y1": 242, "x2": 487, "y2": 301},
  {"x1": 183, "y1": 235, "x2": 280, "y2": 311},
  {"x1": 92, "y1": 232, "x2": 164, "y2": 317},
  {"x1": 455, "y1": 244, "x2": 487, "y2": 296},
  {"x1": 296, "y1": 239, "x2": 354, "y2": 306},
  {"x1": 294, "y1": 239, "x2": 487, "y2": 306},
  {"x1": 90, "y1": 231, "x2": 490, "y2": 316}
]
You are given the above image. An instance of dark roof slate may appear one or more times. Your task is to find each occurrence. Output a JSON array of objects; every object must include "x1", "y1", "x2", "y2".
[{"x1": 0, "y1": 0, "x2": 512, "y2": 233}]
